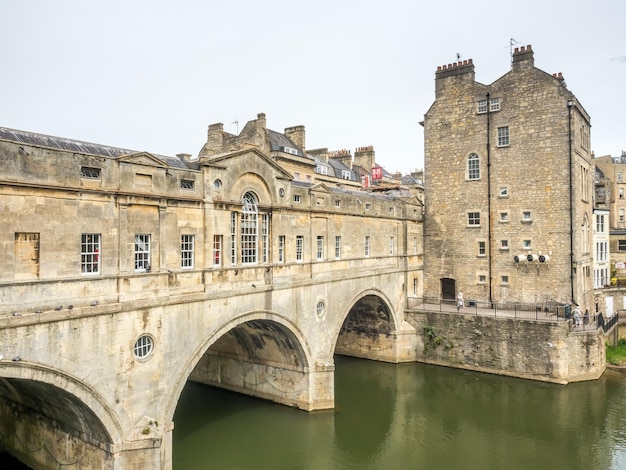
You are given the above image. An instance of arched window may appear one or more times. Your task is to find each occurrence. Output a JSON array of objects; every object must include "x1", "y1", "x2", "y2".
[
  {"x1": 241, "y1": 192, "x2": 258, "y2": 264},
  {"x1": 468, "y1": 153, "x2": 480, "y2": 180}
]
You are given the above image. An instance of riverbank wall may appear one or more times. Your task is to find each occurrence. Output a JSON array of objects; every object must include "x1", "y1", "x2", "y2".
[{"x1": 406, "y1": 311, "x2": 605, "y2": 384}]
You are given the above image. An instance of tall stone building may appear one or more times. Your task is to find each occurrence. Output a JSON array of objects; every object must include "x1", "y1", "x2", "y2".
[{"x1": 423, "y1": 45, "x2": 594, "y2": 309}]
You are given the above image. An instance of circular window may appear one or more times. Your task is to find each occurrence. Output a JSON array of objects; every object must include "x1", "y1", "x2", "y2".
[
  {"x1": 133, "y1": 334, "x2": 154, "y2": 360},
  {"x1": 213, "y1": 179, "x2": 222, "y2": 190},
  {"x1": 316, "y1": 300, "x2": 326, "y2": 319},
  {"x1": 279, "y1": 188, "x2": 285, "y2": 198}
]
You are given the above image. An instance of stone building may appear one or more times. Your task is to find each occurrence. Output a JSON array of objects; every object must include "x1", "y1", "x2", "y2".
[{"x1": 422, "y1": 45, "x2": 594, "y2": 309}]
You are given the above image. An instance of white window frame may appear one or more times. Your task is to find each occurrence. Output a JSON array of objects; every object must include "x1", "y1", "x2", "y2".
[
  {"x1": 81, "y1": 233, "x2": 101, "y2": 274},
  {"x1": 181, "y1": 234, "x2": 194, "y2": 269},
  {"x1": 213, "y1": 235, "x2": 222, "y2": 266},
  {"x1": 497, "y1": 126, "x2": 509, "y2": 147},
  {"x1": 230, "y1": 212, "x2": 237, "y2": 265},
  {"x1": 296, "y1": 236, "x2": 304, "y2": 262},
  {"x1": 389, "y1": 236, "x2": 394, "y2": 255},
  {"x1": 596, "y1": 214, "x2": 605, "y2": 233},
  {"x1": 240, "y1": 192, "x2": 258, "y2": 265},
  {"x1": 468, "y1": 153, "x2": 480, "y2": 180},
  {"x1": 365, "y1": 236, "x2": 371, "y2": 257},
  {"x1": 316, "y1": 236, "x2": 324, "y2": 261},
  {"x1": 335, "y1": 236, "x2": 341, "y2": 259},
  {"x1": 134, "y1": 234, "x2": 151, "y2": 272},
  {"x1": 468, "y1": 212, "x2": 480, "y2": 226},
  {"x1": 278, "y1": 235, "x2": 285, "y2": 263}
]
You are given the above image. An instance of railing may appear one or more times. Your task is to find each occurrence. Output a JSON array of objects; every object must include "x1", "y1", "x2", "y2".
[
  {"x1": 598, "y1": 312, "x2": 620, "y2": 334},
  {"x1": 407, "y1": 297, "x2": 568, "y2": 322}
]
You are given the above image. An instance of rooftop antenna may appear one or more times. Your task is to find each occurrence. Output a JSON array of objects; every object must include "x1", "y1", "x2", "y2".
[
  {"x1": 509, "y1": 38, "x2": 519, "y2": 63},
  {"x1": 232, "y1": 120, "x2": 239, "y2": 134}
]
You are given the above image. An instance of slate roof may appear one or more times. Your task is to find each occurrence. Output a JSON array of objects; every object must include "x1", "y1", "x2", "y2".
[
  {"x1": 268, "y1": 129, "x2": 311, "y2": 159},
  {"x1": 0, "y1": 127, "x2": 188, "y2": 169}
]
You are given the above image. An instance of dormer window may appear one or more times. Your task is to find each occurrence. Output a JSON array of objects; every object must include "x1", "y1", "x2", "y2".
[
  {"x1": 283, "y1": 146, "x2": 298, "y2": 155},
  {"x1": 315, "y1": 165, "x2": 328, "y2": 175},
  {"x1": 341, "y1": 170, "x2": 351, "y2": 180}
]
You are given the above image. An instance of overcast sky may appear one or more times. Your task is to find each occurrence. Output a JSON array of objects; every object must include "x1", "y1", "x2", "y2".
[{"x1": 1, "y1": 0, "x2": 624, "y2": 174}]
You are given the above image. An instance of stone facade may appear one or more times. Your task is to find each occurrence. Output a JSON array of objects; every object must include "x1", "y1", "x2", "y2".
[
  {"x1": 423, "y1": 45, "x2": 594, "y2": 310},
  {"x1": 0, "y1": 121, "x2": 423, "y2": 469}
]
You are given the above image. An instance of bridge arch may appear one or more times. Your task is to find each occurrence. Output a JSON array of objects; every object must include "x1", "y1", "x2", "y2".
[
  {"x1": 165, "y1": 310, "x2": 314, "y2": 420},
  {"x1": 334, "y1": 289, "x2": 401, "y2": 362},
  {"x1": 0, "y1": 362, "x2": 124, "y2": 467}
]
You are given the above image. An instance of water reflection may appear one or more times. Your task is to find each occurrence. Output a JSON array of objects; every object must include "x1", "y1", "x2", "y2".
[{"x1": 173, "y1": 357, "x2": 626, "y2": 470}]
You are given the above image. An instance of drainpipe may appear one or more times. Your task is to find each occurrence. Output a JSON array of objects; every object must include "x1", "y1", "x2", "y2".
[
  {"x1": 486, "y1": 92, "x2": 493, "y2": 305},
  {"x1": 567, "y1": 99, "x2": 575, "y2": 304}
]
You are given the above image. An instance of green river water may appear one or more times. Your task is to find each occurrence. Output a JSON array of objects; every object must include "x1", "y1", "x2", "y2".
[{"x1": 3, "y1": 356, "x2": 626, "y2": 469}]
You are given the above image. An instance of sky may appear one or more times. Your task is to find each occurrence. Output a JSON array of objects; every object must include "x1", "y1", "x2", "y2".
[{"x1": 1, "y1": 0, "x2": 625, "y2": 175}]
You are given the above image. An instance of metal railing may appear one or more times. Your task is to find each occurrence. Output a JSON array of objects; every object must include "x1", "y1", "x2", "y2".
[{"x1": 407, "y1": 297, "x2": 568, "y2": 322}]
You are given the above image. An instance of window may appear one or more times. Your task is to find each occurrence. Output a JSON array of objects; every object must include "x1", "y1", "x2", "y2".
[
  {"x1": 335, "y1": 199, "x2": 341, "y2": 208},
  {"x1": 499, "y1": 212, "x2": 508, "y2": 222},
  {"x1": 619, "y1": 240, "x2": 626, "y2": 252},
  {"x1": 365, "y1": 236, "x2": 371, "y2": 257},
  {"x1": 523, "y1": 239, "x2": 531, "y2": 249},
  {"x1": 478, "y1": 241, "x2": 486, "y2": 256},
  {"x1": 294, "y1": 172, "x2": 300, "y2": 181},
  {"x1": 522, "y1": 211, "x2": 532, "y2": 222},
  {"x1": 261, "y1": 214, "x2": 269, "y2": 263},
  {"x1": 341, "y1": 170, "x2": 351, "y2": 179},
  {"x1": 181, "y1": 234, "x2": 194, "y2": 269},
  {"x1": 413, "y1": 278, "x2": 418, "y2": 296},
  {"x1": 181, "y1": 179, "x2": 194, "y2": 190},
  {"x1": 619, "y1": 173, "x2": 623, "y2": 183},
  {"x1": 335, "y1": 236, "x2": 341, "y2": 259},
  {"x1": 81, "y1": 233, "x2": 100, "y2": 274},
  {"x1": 135, "y1": 234, "x2": 151, "y2": 272},
  {"x1": 80, "y1": 166, "x2": 101, "y2": 179},
  {"x1": 499, "y1": 187, "x2": 508, "y2": 197},
  {"x1": 296, "y1": 236, "x2": 304, "y2": 262},
  {"x1": 293, "y1": 195, "x2": 301, "y2": 203},
  {"x1": 596, "y1": 241, "x2": 608, "y2": 262},
  {"x1": 596, "y1": 214, "x2": 605, "y2": 233},
  {"x1": 365, "y1": 203, "x2": 372, "y2": 211},
  {"x1": 316, "y1": 236, "x2": 324, "y2": 260},
  {"x1": 213, "y1": 235, "x2": 222, "y2": 266},
  {"x1": 389, "y1": 237, "x2": 394, "y2": 255},
  {"x1": 316, "y1": 300, "x2": 326, "y2": 318},
  {"x1": 478, "y1": 274, "x2": 487, "y2": 284},
  {"x1": 500, "y1": 239, "x2": 509, "y2": 250},
  {"x1": 477, "y1": 98, "x2": 500, "y2": 114},
  {"x1": 230, "y1": 212, "x2": 237, "y2": 264},
  {"x1": 133, "y1": 335, "x2": 154, "y2": 360},
  {"x1": 594, "y1": 268, "x2": 609, "y2": 288},
  {"x1": 468, "y1": 153, "x2": 480, "y2": 180},
  {"x1": 241, "y1": 192, "x2": 258, "y2": 264},
  {"x1": 213, "y1": 179, "x2": 222, "y2": 190},
  {"x1": 413, "y1": 237, "x2": 418, "y2": 255},
  {"x1": 278, "y1": 235, "x2": 285, "y2": 263},
  {"x1": 501, "y1": 275, "x2": 509, "y2": 285},
  {"x1": 477, "y1": 99, "x2": 488, "y2": 114},
  {"x1": 315, "y1": 165, "x2": 328, "y2": 175},
  {"x1": 468, "y1": 212, "x2": 480, "y2": 226},
  {"x1": 620, "y1": 188, "x2": 624, "y2": 199},
  {"x1": 497, "y1": 126, "x2": 509, "y2": 147},
  {"x1": 279, "y1": 188, "x2": 285, "y2": 198},
  {"x1": 620, "y1": 208, "x2": 625, "y2": 223}
]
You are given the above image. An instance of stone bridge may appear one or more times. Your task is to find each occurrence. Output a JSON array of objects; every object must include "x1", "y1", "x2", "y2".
[{"x1": 0, "y1": 268, "x2": 418, "y2": 469}]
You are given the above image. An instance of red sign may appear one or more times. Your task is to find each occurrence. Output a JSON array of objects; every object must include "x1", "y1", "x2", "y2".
[{"x1": 372, "y1": 167, "x2": 383, "y2": 180}]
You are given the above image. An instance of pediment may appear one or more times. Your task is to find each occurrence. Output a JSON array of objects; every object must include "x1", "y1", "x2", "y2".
[
  {"x1": 201, "y1": 147, "x2": 293, "y2": 180},
  {"x1": 117, "y1": 152, "x2": 168, "y2": 168},
  {"x1": 309, "y1": 182, "x2": 332, "y2": 193}
]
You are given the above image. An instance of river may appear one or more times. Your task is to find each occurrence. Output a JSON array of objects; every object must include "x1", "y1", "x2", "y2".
[{"x1": 3, "y1": 356, "x2": 626, "y2": 469}]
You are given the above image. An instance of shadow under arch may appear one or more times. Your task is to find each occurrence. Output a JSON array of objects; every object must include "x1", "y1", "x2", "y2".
[
  {"x1": 334, "y1": 289, "x2": 398, "y2": 361},
  {"x1": 164, "y1": 311, "x2": 313, "y2": 422},
  {"x1": 0, "y1": 362, "x2": 123, "y2": 463}
]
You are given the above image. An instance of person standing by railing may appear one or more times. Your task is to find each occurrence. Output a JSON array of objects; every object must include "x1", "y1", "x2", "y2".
[{"x1": 457, "y1": 290, "x2": 464, "y2": 311}]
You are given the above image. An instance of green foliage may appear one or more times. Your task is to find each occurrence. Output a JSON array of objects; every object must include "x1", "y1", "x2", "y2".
[{"x1": 606, "y1": 339, "x2": 626, "y2": 366}]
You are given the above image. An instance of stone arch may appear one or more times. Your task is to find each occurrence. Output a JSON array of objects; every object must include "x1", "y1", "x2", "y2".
[
  {"x1": 333, "y1": 289, "x2": 399, "y2": 362},
  {"x1": 0, "y1": 362, "x2": 123, "y2": 448},
  {"x1": 230, "y1": 172, "x2": 273, "y2": 206},
  {"x1": 164, "y1": 310, "x2": 313, "y2": 420}
]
